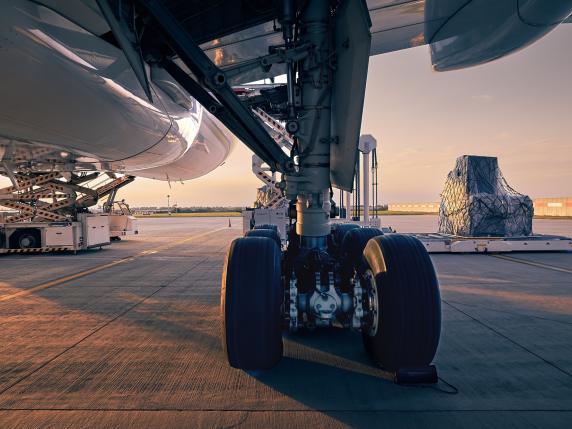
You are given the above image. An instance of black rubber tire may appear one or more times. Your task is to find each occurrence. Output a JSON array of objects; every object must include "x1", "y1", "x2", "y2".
[
  {"x1": 221, "y1": 236, "x2": 283, "y2": 370},
  {"x1": 331, "y1": 223, "x2": 360, "y2": 247},
  {"x1": 254, "y1": 224, "x2": 278, "y2": 233},
  {"x1": 339, "y1": 228, "x2": 383, "y2": 282},
  {"x1": 245, "y1": 228, "x2": 281, "y2": 248},
  {"x1": 10, "y1": 229, "x2": 40, "y2": 249},
  {"x1": 362, "y1": 234, "x2": 441, "y2": 371}
]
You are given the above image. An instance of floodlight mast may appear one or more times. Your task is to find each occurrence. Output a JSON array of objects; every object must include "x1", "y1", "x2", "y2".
[{"x1": 283, "y1": 0, "x2": 332, "y2": 247}]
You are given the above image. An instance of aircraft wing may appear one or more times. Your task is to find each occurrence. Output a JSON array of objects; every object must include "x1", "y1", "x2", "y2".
[
  {"x1": 195, "y1": 0, "x2": 428, "y2": 84},
  {"x1": 180, "y1": 0, "x2": 572, "y2": 83}
]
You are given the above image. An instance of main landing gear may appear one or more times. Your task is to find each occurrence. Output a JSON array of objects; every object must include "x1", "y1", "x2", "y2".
[
  {"x1": 131, "y1": 0, "x2": 441, "y2": 379},
  {"x1": 219, "y1": 0, "x2": 441, "y2": 381},
  {"x1": 222, "y1": 225, "x2": 441, "y2": 377},
  {"x1": 217, "y1": 0, "x2": 442, "y2": 382}
]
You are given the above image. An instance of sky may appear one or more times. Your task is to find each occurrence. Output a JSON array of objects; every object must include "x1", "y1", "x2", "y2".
[{"x1": 4, "y1": 25, "x2": 572, "y2": 207}]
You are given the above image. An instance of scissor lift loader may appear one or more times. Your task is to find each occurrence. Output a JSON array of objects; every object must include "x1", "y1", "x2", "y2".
[{"x1": 0, "y1": 172, "x2": 134, "y2": 253}]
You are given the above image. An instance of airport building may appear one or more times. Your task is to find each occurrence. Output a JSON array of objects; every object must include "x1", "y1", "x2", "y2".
[
  {"x1": 389, "y1": 198, "x2": 572, "y2": 217},
  {"x1": 534, "y1": 197, "x2": 572, "y2": 216},
  {"x1": 388, "y1": 202, "x2": 440, "y2": 213}
]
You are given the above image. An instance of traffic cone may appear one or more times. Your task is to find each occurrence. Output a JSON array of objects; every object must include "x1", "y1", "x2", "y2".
[{"x1": 228, "y1": 218, "x2": 232, "y2": 227}]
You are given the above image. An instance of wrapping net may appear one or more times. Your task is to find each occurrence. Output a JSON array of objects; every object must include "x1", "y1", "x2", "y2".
[{"x1": 438, "y1": 156, "x2": 533, "y2": 237}]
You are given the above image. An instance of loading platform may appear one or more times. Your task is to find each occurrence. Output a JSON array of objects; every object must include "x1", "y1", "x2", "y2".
[{"x1": 409, "y1": 233, "x2": 572, "y2": 253}]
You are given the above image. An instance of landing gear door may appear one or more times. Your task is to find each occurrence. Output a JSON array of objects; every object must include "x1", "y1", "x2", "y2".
[{"x1": 330, "y1": 0, "x2": 372, "y2": 192}]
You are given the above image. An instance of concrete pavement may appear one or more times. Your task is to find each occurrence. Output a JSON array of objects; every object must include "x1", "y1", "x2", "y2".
[{"x1": 0, "y1": 218, "x2": 570, "y2": 428}]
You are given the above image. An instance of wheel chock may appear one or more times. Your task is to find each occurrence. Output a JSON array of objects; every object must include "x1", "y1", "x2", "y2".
[{"x1": 394, "y1": 365, "x2": 438, "y2": 385}]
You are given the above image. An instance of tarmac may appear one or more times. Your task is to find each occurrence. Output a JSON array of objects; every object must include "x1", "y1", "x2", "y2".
[{"x1": 0, "y1": 217, "x2": 571, "y2": 428}]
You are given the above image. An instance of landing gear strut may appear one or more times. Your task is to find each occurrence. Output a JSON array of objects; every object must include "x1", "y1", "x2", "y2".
[{"x1": 221, "y1": 0, "x2": 441, "y2": 380}]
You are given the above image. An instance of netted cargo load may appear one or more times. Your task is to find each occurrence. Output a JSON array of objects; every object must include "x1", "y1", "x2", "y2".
[
  {"x1": 254, "y1": 185, "x2": 286, "y2": 209},
  {"x1": 438, "y1": 155, "x2": 533, "y2": 237}
]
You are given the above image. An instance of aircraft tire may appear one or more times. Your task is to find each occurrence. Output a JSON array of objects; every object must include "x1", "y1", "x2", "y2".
[
  {"x1": 331, "y1": 223, "x2": 360, "y2": 248},
  {"x1": 339, "y1": 228, "x2": 383, "y2": 284},
  {"x1": 221, "y1": 236, "x2": 283, "y2": 370},
  {"x1": 245, "y1": 228, "x2": 281, "y2": 248},
  {"x1": 361, "y1": 234, "x2": 441, "y2": 371},
  {"x1": 253, "y1": 223, "x2": 278, "y2": 232}
]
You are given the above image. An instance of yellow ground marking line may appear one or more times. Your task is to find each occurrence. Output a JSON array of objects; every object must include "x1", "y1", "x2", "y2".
[
  {"x1": 0, "y1": 227, "x2": 227, "y2": 303},
  {"x1": 491, "y1": 254, "x2": 572, "y2": 275}
]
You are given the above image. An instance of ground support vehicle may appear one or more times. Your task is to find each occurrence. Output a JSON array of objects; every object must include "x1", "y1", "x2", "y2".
[
  {"x1": 0, "y1": 213, "x2": 110, "y2": 254},
  {"x1": 107, "y1": 202, "x2": 139, "y2": 240}
]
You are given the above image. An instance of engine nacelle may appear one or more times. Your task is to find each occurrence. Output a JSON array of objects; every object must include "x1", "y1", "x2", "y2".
[{"x1": 426, "y1": 0, "x2": 572, "y2": 71}]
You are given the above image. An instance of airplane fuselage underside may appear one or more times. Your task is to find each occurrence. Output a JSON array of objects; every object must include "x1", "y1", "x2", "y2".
[{"x1": 0, "y1": 0, "x2": 235, "y2": 181}]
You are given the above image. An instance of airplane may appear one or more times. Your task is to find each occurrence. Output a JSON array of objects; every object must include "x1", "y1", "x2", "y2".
[{"x1": 1, "y1": 0, "x2": 571, "y2": 380}]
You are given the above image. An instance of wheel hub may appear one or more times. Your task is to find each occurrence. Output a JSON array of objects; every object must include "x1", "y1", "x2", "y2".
[
  {"x1": 361, "y1": 269, "x2": 379, "y2": 337},
  {"x1": 20, "y1": 235, "x2": 34, "y2": 248}
]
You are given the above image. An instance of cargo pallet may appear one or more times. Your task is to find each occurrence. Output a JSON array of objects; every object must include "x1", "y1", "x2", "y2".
[{"x1": 408, "y1": 233, "x2": 572, "y2": 253}]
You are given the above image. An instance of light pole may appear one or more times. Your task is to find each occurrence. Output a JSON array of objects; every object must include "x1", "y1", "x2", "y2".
[
  {"x1": 358, "y1": 135, "x2": 377, "y2": 223},
  {"x1": 167, "y1": 194, "x2": 170, "y2": 214}
]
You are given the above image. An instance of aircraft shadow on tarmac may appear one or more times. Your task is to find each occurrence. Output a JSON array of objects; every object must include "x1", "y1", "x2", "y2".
[{"x1": 250, "y1": 328, "x2": 453, "y2": 416}]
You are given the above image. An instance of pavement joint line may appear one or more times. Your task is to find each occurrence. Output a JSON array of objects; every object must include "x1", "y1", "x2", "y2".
[
  {"x1": 0, "y1": 251, "x2": 214, "y2": 399},
  {"x1": 0, "y1": 227, "x2": 227, "y2": 303},
  {"x1": 443, "y1": 299, "x2": 572, "y2": 326},
  {"x1": 490, "y1": 254, "x2": 572, "y2": 274},
  {"x1": 443, "y1": 300, "x2": 572, "y2": 379}
]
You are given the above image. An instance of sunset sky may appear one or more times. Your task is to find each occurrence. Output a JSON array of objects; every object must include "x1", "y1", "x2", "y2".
[
  {"x1": 121, "y1": 25, "x2": 571, "y2": 207},
  {"x1": 4, "y1": 26, "x2": 572, "y2": 207}
]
